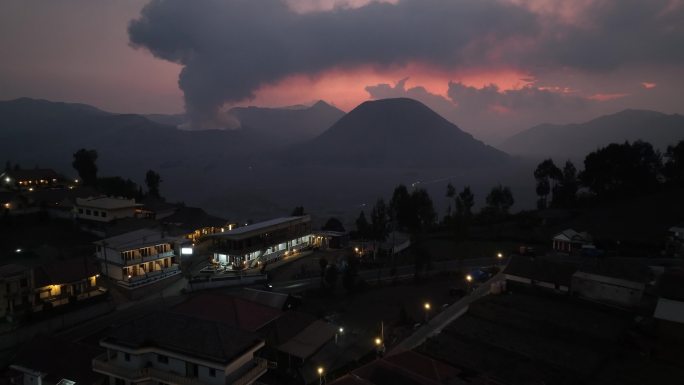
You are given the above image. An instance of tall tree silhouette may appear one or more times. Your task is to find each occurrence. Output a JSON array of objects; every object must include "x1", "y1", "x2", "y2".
[
  {"x1": 72, "y1": 149, "x2": 98, "y2": 186},
  {"x1": 145, "y1": 170, "x2": 162, "y2": 199}
]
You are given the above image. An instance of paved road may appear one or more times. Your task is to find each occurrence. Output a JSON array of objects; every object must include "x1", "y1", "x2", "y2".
[
  {"x1": 270, "y1": 257, "x2": 505, "y2": 293},
  {"x1": 388, "y1": 269, "x2": 505, "y2": 355},
  {"x1": 57, "y1": 256, "x2": 504, "y2": 343}
]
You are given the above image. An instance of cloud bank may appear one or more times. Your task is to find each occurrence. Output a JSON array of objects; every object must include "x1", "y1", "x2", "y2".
[{"x1": 128, "y1": 0, "x2": 684, "y2": 128}]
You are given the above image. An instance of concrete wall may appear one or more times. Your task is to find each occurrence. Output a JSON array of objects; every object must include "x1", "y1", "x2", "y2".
[{"x1": 572, "y1": 275, "x2": 644, "y2": 307}]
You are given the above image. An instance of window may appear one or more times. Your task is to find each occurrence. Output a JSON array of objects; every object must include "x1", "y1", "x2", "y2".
[
  {"x1": 97, "y1": 246, "x2": 102, "y2": 252},
  {"x1": 209, "y1": 368, "x2": 216, "y2": 377},
  {"x1": 101, "y1": 212, "x2": 107, "y2": 217},
  {"x1": 157, "y1": 354, "x2": 168, "y2": 364},
  {"x1": 93, "y1": 210, "x2": 99, "y2": 216},
  {"x1": 86, "y1": 209, "x2": 91, "y2": 215},
  {"x1": 124, "y1": 353, "x2": 130, "y2": 361},
  {"x1": 78, "y1": 208, "x2": 84, "y2": 214}
]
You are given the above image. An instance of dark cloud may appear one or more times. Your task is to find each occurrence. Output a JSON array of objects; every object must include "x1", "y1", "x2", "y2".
[
  {"x1": 128, "y1": 0, "x2": 538, "y2": 127},
  {"x1": 366, "y1": 79, "x2": 596, "y2": 143},
  {"x1": 128, "y1": 0, "x2": 684, "y2": 127}
]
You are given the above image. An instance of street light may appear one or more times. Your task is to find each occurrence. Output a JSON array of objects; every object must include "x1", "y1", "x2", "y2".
[
  {"x1": 497, "y1": 252, "x2": 503, "y2": 259},
  {"x1": 466, "y1": 274, "x2": 473, "y2": 293},
  {"x1": 374, "y1": 337, "x2": 382, "y2": 346},
  {"x1": 424, "y1": 302, "x2": 431, "y2": 322},
  {"x1": 317, "y1": 367, "x2": 324, "y2": 385}
]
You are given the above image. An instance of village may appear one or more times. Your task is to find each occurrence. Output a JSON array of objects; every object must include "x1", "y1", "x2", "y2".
[{"x1": 1, "y1": 166, "x2": 684, "y2": 385}]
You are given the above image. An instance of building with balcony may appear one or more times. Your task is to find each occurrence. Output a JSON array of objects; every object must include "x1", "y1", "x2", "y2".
[
  {"x1": 74, "y1": 196, "x2": 142, "y2": 223},
  {"x1": 94, "y1": 228, "x2": 183, "y2": 289},
  {"x1": 208, "y1": 216, "x2": 312, "y2": 268},
  {"x1": 92, "y1": 311, "x2": 267, "y2": 385},
  {"x1": 32, "y1": 257, "x2": 107, "y2": 312},
  {"x1": 0, "y1": 263, "x2": 33, "y2": 321}
]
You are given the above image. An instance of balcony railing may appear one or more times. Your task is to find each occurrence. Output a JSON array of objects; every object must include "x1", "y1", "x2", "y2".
[
  {"x1": 93, "y1": 354, "x2": 268, "y2": 385},
  {"x1": 92, "y1": 354, "x2": 205, "y2": 385},
  {"x1": 124, "y1": 250, "x2": 175, "y2": 266},
  {"x1": 231, "y1": 357, "x2": 268, "y2": 385},
  {"x1": 117, "y1": 264, "x2": 180, "y2": 289}
]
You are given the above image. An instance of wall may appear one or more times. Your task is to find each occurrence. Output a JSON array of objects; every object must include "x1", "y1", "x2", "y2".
[{"x1": 572, "y1": 274, "x2": 644, "y2": 307}]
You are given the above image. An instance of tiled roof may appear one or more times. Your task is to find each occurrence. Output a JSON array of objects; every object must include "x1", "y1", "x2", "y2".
[
  {"x1": 171, "y1": 292, "x2": 282, "y2": 332},
  {"x1": 103, "y1": 311, "x2": 263, "y2": 365},
  {"x1": 33, "y1": 257, "x2": 98, "y2": 287},
  {"x1": 207, "y1": 215, "x2": 310, "y2": 240}
]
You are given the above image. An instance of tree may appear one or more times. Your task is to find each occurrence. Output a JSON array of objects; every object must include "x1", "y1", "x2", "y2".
[
  {"x1": 322, "y1": 217, "x2": 345, "y2": 232},
  {"x1": 664, "y1": 140, "x2": 684, "y2": 186},
  {"x1": 445, "y1": 183, "x2": 456, "y2": 217},
  {"x1": 485, "y1": 184, "x2": 514, "y2": 215},
  {"x1": 410, "y1": 188, "x2": 436, "y2": 232},
  {"x1": 533, "y1": 159, "x2": 562, "y2": 208},
  {"x1": 455, "y1": 186, "x2": 475, "y2": 219},
  {"x1": 552, "y1": 161, "x2": 579, "y2": 207},
  {"x1": 72, "y1": 149, "x2": 98, "y2": 186},
  {"x1": 355, "y1": 211, "x2": 370, "y2": 239},
  {"x1": 145, "y1": 170, "x2": 162, "y2": 199},
  {"x1": 370, "y1": 198, "x2": 389, "y2": 241},
  {"x1": 580, "y1": 141, "x2": 662, "y2": 198},
  {"x1": 291, "y1": 206, "x2": 305, "y2": 216},
  {"x1": 389, "y1": 184, "x2": 412, "y2": 230}
]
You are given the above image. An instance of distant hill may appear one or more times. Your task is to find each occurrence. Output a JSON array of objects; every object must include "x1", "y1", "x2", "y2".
[
  {"x1": 145, "y1": 100, "x2": 345, "y2": 144},
  {"x1": 230, "y1": 100, "x2": 345, "y2": 143},
  {"x1": 499, "y1": 109, "x2": 684, "y2": 159},
  {"x1": 0, "y1": 98, "x2": 270, "y2": 178},
  {"x1": 287, "y1": 98, "x2": 508, "y2": 168}
]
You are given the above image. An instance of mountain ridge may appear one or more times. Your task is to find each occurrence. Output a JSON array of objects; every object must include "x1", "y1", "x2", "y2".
[{"x1": 499, "y1": 109, "x2": 684, "y2": 159}]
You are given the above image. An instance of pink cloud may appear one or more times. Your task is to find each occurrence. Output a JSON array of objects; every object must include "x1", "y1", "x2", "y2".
[
  {"x1": 587, "y1": 93, "x2": 630, "y2": 101},
  {"x1": 641, "y1": 82, "x2": 657, "y2": 89}
]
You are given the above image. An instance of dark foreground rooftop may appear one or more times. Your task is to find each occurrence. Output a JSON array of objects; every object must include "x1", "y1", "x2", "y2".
[
  {"x1": 102, "y1": 311, "x2": 263, "y2": 365},
  {"x1": 417, "y1": 286, "x2": 684, "y2": 385}
]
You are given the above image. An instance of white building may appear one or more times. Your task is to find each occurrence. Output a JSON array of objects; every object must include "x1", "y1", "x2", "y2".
[
  {"x1": 74, "y1": 196, "x2": 142, "y2": 222},
  {"x1": 94, "y1": 228, "x2": 184, "y2": 289},
  {"x1": 208, "y1": 216, "x2": 312, "y2": 268},
  {"x1": 92, "y1": 311, "x2": 267, "y2": 385},
  {"x1": 552, "y1": 229, "x2": 593, "y2": 254}
]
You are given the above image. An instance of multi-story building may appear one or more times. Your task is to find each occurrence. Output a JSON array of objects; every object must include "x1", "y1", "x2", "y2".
[
  {"x1": 32, "y1": 257, "x2": 107, "y2": 312},
  {"x1": 94, "y1": 228, "x2": 182, "y2": 289},
  {"x1": 74, "y1": 196, "x2": 142, "y2": 223},
  {"x1": 92, "y1": 311, "x2": 267, "y2": 385},
  {"x1": 0, "y1": 263, "x2": 33, "y2": 321},
  {"x1": 208, "y1": 215, "x2": 312, "y2": 268}
]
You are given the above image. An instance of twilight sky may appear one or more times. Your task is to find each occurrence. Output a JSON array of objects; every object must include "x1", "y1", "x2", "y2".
[{"x1": 1, "y1": 0, "x2": 683, "y2": 142}]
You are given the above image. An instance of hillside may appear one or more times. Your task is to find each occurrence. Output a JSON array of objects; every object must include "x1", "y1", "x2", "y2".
[
  {"x1": 287, "y1": 98, "x2": 508, "y2": 168},
  {"x1": 0, "y1": 98, "x2": 269, "y2": 178},
  {"x1": 500, "y1": 109, "x2": 684, "y2": 159},
  {"x1": 145, "y1": 100, "x2": 345, "y2": 144},
  {"x1": 230, "y1": 100, "x2": 345, "y2": 143}
]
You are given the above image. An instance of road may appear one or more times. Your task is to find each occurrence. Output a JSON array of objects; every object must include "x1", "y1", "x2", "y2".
[
  {"x1": 56, "y1": 256, "x2": 504, "y2": 343},
  {"x1": 388, "y1": 269, "x2": 505, "y2": 354},
  {"x1": 270, "y1": 257, "x2": 504, "y2": 293}
]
